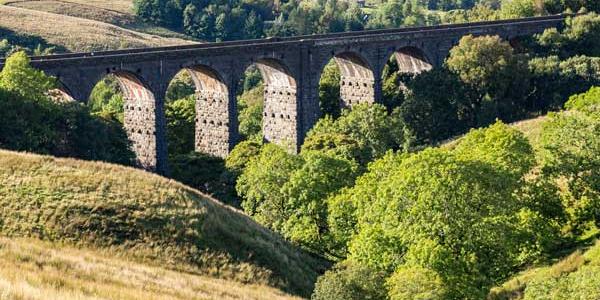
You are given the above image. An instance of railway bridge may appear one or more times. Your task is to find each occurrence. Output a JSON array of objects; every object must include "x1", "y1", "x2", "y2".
[{"x1": 0, "y1": 14, "x2": 571, "y2": 174}]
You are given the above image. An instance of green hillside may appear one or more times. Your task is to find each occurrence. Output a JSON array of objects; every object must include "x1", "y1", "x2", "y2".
[
  {"x1": 489, "y1": 239, "x2": 600, "y2": 299},
  {"x1": 0, "y1": 149, "x2": 327, "y2": 297}
]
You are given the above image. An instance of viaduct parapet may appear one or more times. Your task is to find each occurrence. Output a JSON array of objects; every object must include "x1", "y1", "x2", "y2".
[{"x1": 0, "y1": 14, "x2": 570, "y2": 174}]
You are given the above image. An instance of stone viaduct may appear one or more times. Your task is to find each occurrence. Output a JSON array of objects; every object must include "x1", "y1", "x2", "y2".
[{"x1": 0, "y1": 14, "x2": 571, "y2": 174}]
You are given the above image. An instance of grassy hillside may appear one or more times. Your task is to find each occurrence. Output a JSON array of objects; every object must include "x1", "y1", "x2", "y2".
[
  {"x1": 0, "y1": 149, "x2": 327, "y2": 297},
  {"x1": 0, "y1": 5, "x2": 193, "y2": 52},
  {"x1": 0, "y1": 237, "x2": 302, "y2": 300},
  {"x1": 441, "y1": 116, "x2": 547, "y2": 149},
  {"x1": 489, "y1": 239, "x2": 600, "y2": 299},
  {"x1": 3, "y1": 0, "x2": 190, "y2": 39}
]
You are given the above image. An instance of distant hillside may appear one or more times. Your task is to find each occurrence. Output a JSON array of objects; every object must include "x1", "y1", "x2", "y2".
[
  {"x1": 0, "y1": 5, "x2": 193, "y2": 52},
  {"x1": 0, "y1": 237, "x2": 302, "y2": 300},
  {"x1": 0, "y1": 149, "x2": 327, "y2": 297},
  {"x1": 3, "y1": 0, "x2": 190, "y2": 39}
]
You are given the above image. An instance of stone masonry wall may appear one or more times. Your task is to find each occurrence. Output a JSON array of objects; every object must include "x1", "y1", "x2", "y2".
[
  {"x1": 339, "y1": 76, "x2": 375, "y2": 107},
  {"x1": 195, "y1": 89, "x2": 230, "y2": 157},
  {"x1": 119, "y1": 73, "x2": 158, "y2": 171},
  {"x1": 263, "y1": 85, "x2": 298, "y2": 151},
  {"x1": 335, "y1": 55, "x2": 375, "y2": 108}
]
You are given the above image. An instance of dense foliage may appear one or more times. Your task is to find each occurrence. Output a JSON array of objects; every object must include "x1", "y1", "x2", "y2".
[
  {"x1": 132, "y1": 0, "x2": 600, "y2": 43},
  {"x1": 0, "y1": 52, "x2": 133, "y2": 165}
]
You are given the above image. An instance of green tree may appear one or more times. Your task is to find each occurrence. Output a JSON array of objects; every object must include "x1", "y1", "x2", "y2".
[
  {"x1": 499, "y1": 0, "x2": 537, "y2": 19},
  {"x1": 244, "y1": 10, "x2": 264, "y2": 39},
  {"x1": 88, "y1": 75, "x2": 124, "y2": 122},
  {"x1": 237, "y1": 84, "x2": 264, "y2": 140},
  {"x1": 446, "y1": 35, "x2": 531, "y2": 125},
  {"x1": 397, "y1": 68, "x2": 470, "y2": 145},
  {"x1": 165, "y1": 96, "x2": 195, "y2": 156},
  {"x1": 0, "y1": 51, "x2": 56, "y2": 102},
  {"x1": 282, "y1": 151, "x2": 359, "y2": 254},
  {"x1": 386, "y1": 265, "x2": 448, "y2": 300},
  {"x1": 236, "y1": 143, "x2": 303, "y2": 230},
  {"x1": 565, "y1": 86, "x2": 600, "y2": 111},
  {"x1": 318, "y1": 61, "x2": 341, "y2": 118},
  {"x1": 538, "y1": 95, "x2": 600, "y2": 233},
  {"x1": 344, "y1": 122, "x2": 539, "y2": 298},
  {"x1": 304, "y1": 103, "x2": 405, "y2": 167}
]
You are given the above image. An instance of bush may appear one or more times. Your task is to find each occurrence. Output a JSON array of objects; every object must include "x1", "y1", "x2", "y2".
[
  {"x1": 0, "y1": 53, "x2": 134, "y2": 165},
  {"x1": 165, "y1": 96, "x2": 195, "y2": 156},
  {"x1": 303, "y1": 104, "x2": 405, "y2": 166},
  {"x1": 565, "y1": 86, "x2": 600, "y2": 112},
  {"x1": 311, "y1": 262, "x2": 387, "y2": 300},
  {"x1": 386, "y1": 265, "x2": 447, "y2": 300},
  {"x1": 237, "y1": 84, "x2": 264, "y2": 140}
]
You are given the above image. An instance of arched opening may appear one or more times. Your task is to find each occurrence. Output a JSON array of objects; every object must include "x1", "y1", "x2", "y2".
[
  {"x1": 88, "y1": 72, "x2": 158, "y2": 171},
  {"x1": 165, "y1": 67, "x2": 231, "y2": 158},
  {"x1": 164, "y1": 70, "x2": 196, "y2": 158},
  {"x1": 334, "y1": 52, "x2": 375, "y2": 108},
  {"x1": 394, "y1": 47, "x2": 432, "y2": 74},
  {"x1": 378, "y1": 47, "x2": 433, "y2": 110},
  {"x1": 188, "y1": 66, "x2": 231, "y2": 158},
  {"x1": 237, "y1": 59, "x2": 298, "y2": 151}
]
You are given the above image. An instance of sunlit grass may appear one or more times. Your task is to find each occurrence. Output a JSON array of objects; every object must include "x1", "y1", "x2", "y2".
[
  {"x1": 0, "y1": 237, "x2": 302, "y2": 300},
  {"x1": 0, "y1": 5, "x2": 192, "y2": 52}
]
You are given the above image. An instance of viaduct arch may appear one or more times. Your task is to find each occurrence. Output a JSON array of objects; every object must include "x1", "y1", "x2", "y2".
[{"x1": 0, "y1": 14, "x2": 571, "y2": 174}]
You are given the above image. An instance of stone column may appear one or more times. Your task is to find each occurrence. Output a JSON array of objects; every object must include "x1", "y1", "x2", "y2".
[
  {"x1": 119, "y1": 73, "x2": 167, "y2": 174},
  {"x1": 263, "y1": 85, "x2": 298, "y2": 151},
  {"x1": 195, "y1": 89, "x2": 231, "y2": 158}
]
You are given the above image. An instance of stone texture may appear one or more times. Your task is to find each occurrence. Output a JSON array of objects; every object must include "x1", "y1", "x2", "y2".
[
  {"x1": 118, "y1": 72, "x2": 158, "y2": 171},
  {"x1": 335, "y1": 54, "x2": 375, "y2": 107},
  {"x1": 188, "y1": 66, "x2": 231, "y2": 158},
  {"x1": 256, "y1": 60, "x2": 298, "y2": 151},
  {"x1": 394, "y1": 48, "x2": 432, "y2": 74}
]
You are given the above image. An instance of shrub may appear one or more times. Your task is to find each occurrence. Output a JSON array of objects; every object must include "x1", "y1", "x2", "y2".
[
  {"x1": 311, "y1": 262, "x2": 387, "y2": 300},
  {"x1": 0, "y1": 89, "x2": 134, "y2": 165},
  {"x1": 539, "y1": 109, "x2": 600, "y2": 233},
  {"x1": 386, "y1": 265, "x2": 447, "y2": 300},
  {"x1": 565, "y1": 86, "x2": 600, "y2": 112}
]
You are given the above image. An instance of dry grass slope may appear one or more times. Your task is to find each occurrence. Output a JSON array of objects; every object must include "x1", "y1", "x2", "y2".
[
  {"x1": 0, "y1": 238, "x2": 302, "y2": 300},
  {"x1": 4, "y1": 0, "x2": 190, "y2": 39},
  {"x1": 0, "y1": 5, "x2": 193, "y2": 52},
  {"x1": 0, "y1": 149, "x2": 327, "y2": 297}
]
